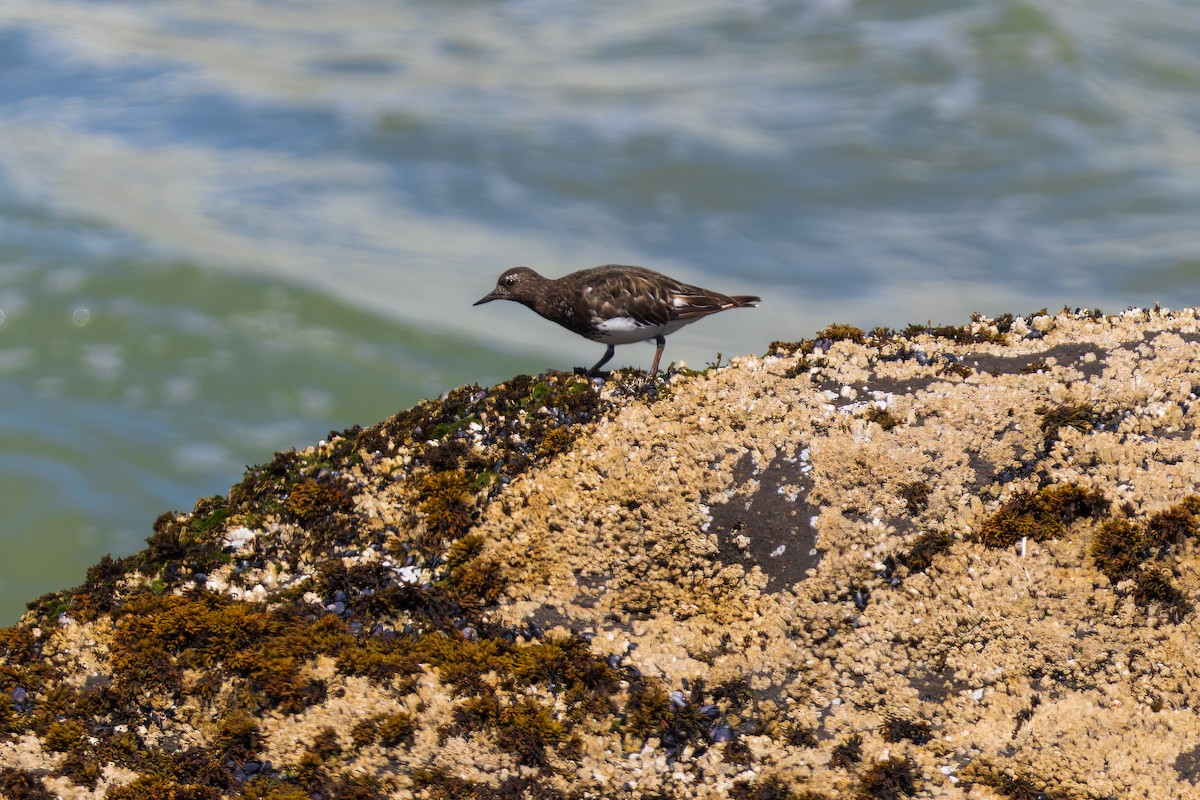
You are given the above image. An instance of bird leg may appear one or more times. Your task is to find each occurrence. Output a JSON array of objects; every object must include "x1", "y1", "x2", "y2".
[
  {"x1": 586, "y1": 345, "x2": 616, "y2": 377},
  {"x1": 648, "y1": 335, "x2": 666, "y2": 377}
]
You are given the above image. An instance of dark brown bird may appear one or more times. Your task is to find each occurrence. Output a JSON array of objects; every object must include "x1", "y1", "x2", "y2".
[{"x1": 474, "y1": 264, "x2": 761, "y2": 376}]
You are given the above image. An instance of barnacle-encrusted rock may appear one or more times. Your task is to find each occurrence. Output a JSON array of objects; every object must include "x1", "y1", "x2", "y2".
[{"x1": 5, "y1": 307, "x2": 1200, "y2": 799}]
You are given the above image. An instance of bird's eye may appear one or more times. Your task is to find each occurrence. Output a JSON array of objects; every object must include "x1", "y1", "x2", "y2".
[{"x1": 503, "y1": 275, "x2": 517, "y2": 286}]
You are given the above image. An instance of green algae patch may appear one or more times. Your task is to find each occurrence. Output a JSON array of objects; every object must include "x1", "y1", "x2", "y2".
[
  {"x1": 829, "y1": 733, "x2": 864, "y2": 769},
  {"x1": 896, "y1": 481, "x2": 931, "y2": 516},
  {"x1": 731, "y1": 774, "x2": 830, "y2": 800},
  {"x1": 881, "y1": 713, "x2": 933, "y2": 745},
  {"x1": 959, "y1": 762, "x2": 1071, "y2": 800},
  {"x1": 817, "y1": 323, "x2": 865, "y2": 344},
  {"x1": 863, "y1": 405, "x2": 900, "y2": 431},
  {"x1": 283, "y1": 480, "x2": 355, "y2": 524},
  {"x1": 1, "y1": 580, "x2": 640, "y2": 795},
  {"x1": 350, "y1": 711, "x2": 417, "y2": 748},
  {"x1": 492, "y1": 697, "x2": 572, "y2": 767},
  {"x1": 1087, "y1": 497, "x2": 1200, "y2": 621},
  {"x1": 767, "y1": 338, "x2": 815, "y2": 356},
  {"x1": 110, "y1": 592, "x2": 339, "y2": 714},
  {"x1": 1089, "y1": 518, "x2": 1147, "y2": 581},
  {"x1": 902, "y1": 320, "x2": 1003, "y2": 345},
  {"x1": 976, "y1": 484, "x2": 1110, "y2": 548},
  {"x1": 351, "y1": 371, "x2": 606, "y2": 480},
  {"x1": 1, "y1": 768, "x2": 58, "y2": 800},
  {"x1": 1131, "y1": 568, "x2": 1191, "y2": 619},
  {"x1": 415, "y1": 469, "x2": 477, "y2": 543},
  {"x1": 856, "y1": 754, "x2": 919, "y2": 800},
  {"x1": 1039, "y1": 402, "x2": 1098, "y2": 442},
  {"x1": 1144, "y1": 495, "x2": 1200, "y2": 546}
]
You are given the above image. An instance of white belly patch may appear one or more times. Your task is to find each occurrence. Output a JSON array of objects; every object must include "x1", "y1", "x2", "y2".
[{"x1": 591, "y1": 317, "x2": 693, "y2": 344}]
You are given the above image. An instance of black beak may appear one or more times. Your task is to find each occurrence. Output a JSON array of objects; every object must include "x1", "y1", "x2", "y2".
[{"x1": 473, "y1": 291, "x2": 500, "y2": 306}]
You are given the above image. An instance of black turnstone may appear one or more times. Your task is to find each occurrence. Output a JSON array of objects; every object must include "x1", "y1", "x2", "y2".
[{"x1": 474, "y1": 265, "x2": 761, "y2": 376}]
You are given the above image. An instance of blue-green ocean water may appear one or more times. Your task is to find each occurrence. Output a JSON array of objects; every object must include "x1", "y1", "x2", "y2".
[{"x1": 3, "y1": 0, "x2": 1200, "y2": 623}]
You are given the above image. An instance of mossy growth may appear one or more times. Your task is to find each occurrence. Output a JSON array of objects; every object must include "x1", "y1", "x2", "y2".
[
  {"x1": 1089, "y1": 519, "x2": 1148, "y2": 582},
  {"x1": 353, "y1": 372, "x2": 605, "y2": 482},
  {"x1": 765, "y1": 336, "x2": 832, "y2": 378},
  {"x1": 351, "y1": 712, "x2": 417, "y2": 748},
  {"x1": 189, "y1": 494, "x2": 235, "y2": 535},
  {"x1": 977, "y1": 483, "x2": 1110, "y2": 548},
  {"x1": 0, "y1": 767, "x2": 55, "y2": 800},
  {"x1": 1040, "y1": 402, "x2": 1098, "y2": 442},
  {"x1": 445, "y1": 532, "x2": 485, "y2": 572},
  {"x1": 902, "y1": 320, "x2": 1005, "y2": 345},
  {"x1": 1087, "y1": 500, "x2": 1197, "y2": 620},
  {"x1": 896, "y1": 481, "x2": 931, "y2": 516},
  {"x1": 409, "y1": 767, "x2": 478, "y2": 800},
  {"x1": 410, "y1": 768, "x2": 574, "y2": 800},
  {"x1": 1020, "y1": 358, "x2": 1048, "y2": 374},
  {"x1": 938, "y1": 361, "x2": 974, "y2": 379},
  {"x1": 445, "y1": 554, "x2": 505, "y2": 610},
  {"x1": 895, "y1": 529, "x2": 954, "y2": 578},
  {"x1": 374, "y1": 712, "x2": 418, "y2": 748},
  {"x1": 23, "y1": 490, "x2": 265, "y2": 626},
  {"x1": 621, "y1": 681, "x2": 701, "y2": 744},
  {"x1": 1144, "y1": 495, "x2": 1200, "y2": 546},
  {"x1": 57, "y1": 750, "x2": 104, "y2": 788},
  {"x1": 331, "y1": 373, "x2": 611, "y2": 580},
  {"x1": 507, "y1": 635, "x2": 621, "y2": 713},
  {"x1": 8, "y1": 577, "x2": 628, "y2": 793},
  {"x1": 857, "y1": 754, "x2": 919, "y2": 800},
  {"x1": 0, "y1": 624, "x2": 40, "y2": 666},
  {"x1": 225, "y1": 448, "x2": 317, "y2": 521},
  {"x1": 494, "y1": 697, "x2": 573, "y2": 767},
  {"x1": 768, "y1": 339, "x2": 817, "y2": 357},
  {"x1": 0, "y1": 768, "x2": 54, "y2": 800},
  {"x1": 416, "y1": 469, "x2": 477, "y2": 546},
  {"x1": 214, "y1": 709, "x2": 263, "y2": 763},
  {"x1": 730, "y1": 774, "x2": 829, "y2": 800},
  {"x1": 142, "y1": 499, "x2": 237, "y2": 576},
  {"x1": 618, "y1": 676, "x2": 760, "y2": 762},
  {"x1": 787, "y1": 725, "x2": 820, "y2": 749},
  {"x1": 829, "y1": 732, "x2": 864, "y2": 769},
  {"x1": 42, "y1": 717, "x2": 87, "y2": 752},
  {"x1": 78, "y1": 554, "x2": 129, "y2": 616},
  {"x1": 990, "y1": 312, "x2": 1017, "y2": 334},
  {"x1": 340, "y1": 629, "x2": 621, "y2": 745},
  {"x1": 238, "y1": 777, "x2": 315, "y2": 800},
  {"x1": 106, "y1": 775, "x2": 220, "y2": 800},
  {"x1": 864, "y1": 405, "x2": 900, "y2": 431},
  {"x1": 36, "y1": 374, "x2": 607, "y2": 639},
  {"x1": 817, "y1": 323, "x2": 865, "y2": 344},
  {"x1": 1133, "y1": 569, "x2": 1192, "y2": 621},
  {"x1": 109, "y1": 591, "x2": 341, "y2": 716},
  {"x1": 960, "y1": 761, "x2": 1067, "y2": 800},
  {"x1": 881, "y1": 712, "x2": 932, "y2": 745},
  {"x1": 283, "y1": 480, "x2": 354, "y2": 524}
]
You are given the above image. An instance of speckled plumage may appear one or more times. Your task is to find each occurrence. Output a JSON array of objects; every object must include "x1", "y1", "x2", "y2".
[{"x1": 474, "y1": 264, "x2": 761, "y2": 376}]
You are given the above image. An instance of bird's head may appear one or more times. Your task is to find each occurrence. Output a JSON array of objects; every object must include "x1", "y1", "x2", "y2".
[{"x1": 473, "y1": 267, "x2": 543, "y2": 305}]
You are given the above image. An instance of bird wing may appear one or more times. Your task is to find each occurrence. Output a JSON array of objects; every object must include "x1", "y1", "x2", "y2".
[
  {"x1": 669, "y1": 290, "x2": 740, "y2": 320},
  {"x1": 578, "y1": 266, "x2": 758, "y2": 325},
  {"x1": 579, "y1": 270, "x2": 676, "y2": 326}
]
